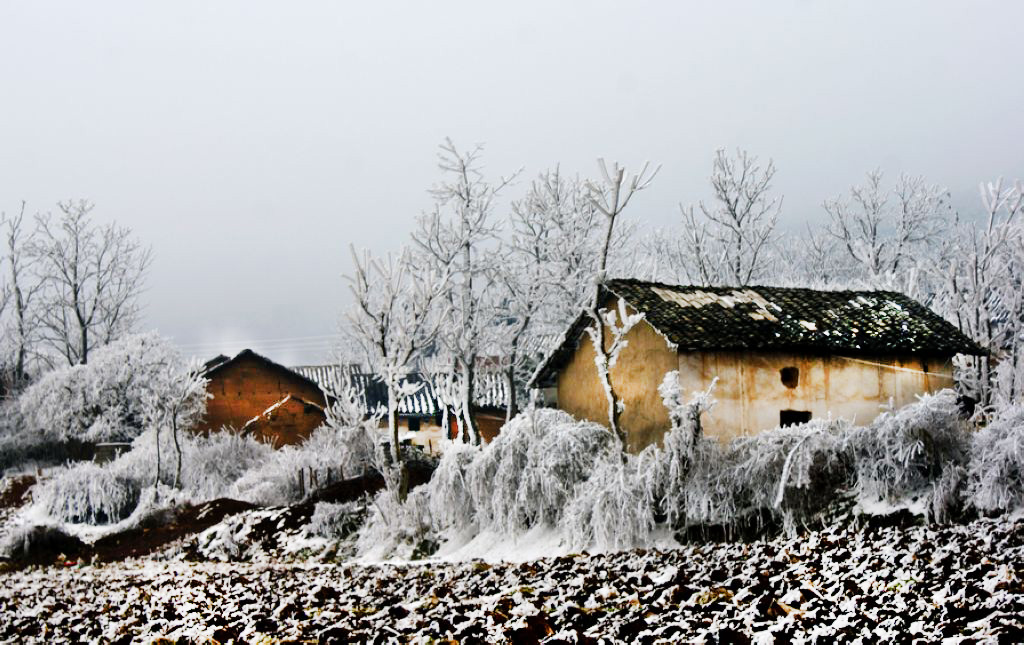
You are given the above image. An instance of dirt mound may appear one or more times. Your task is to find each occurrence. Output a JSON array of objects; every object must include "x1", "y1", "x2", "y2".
[
  {"x1": 90, "y1": 498, "x2": 257, "y2": 562},
  {"x1": 0, "y1": 475, "x2": 36, "y2": 508},
  {"x1": 308, "y1": 460, "x2": 434, "y2": 505},
  {"x1": 1, "y1": 524, "x2": 89, "y2": 568}
]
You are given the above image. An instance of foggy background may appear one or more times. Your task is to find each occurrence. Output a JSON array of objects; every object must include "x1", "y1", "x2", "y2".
[{"x1": 2, "y1": 1, "x2": 1021, "y2": 365}]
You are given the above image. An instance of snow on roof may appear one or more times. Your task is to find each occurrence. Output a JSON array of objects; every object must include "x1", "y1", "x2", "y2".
[{"x1": 291, "y1": 366, "x2": 509, "y2": 416}]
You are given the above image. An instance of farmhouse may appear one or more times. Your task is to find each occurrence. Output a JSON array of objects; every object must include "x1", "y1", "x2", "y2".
[
  {"x1": 531, "y1": 279, "x2": 984, "y2": 452},
  {"x1": 293, "y1": 364, "x2": 509, "y2": 452},
  {"x1": 197, "y1": 350, "x2": 329, "y2": 447}
]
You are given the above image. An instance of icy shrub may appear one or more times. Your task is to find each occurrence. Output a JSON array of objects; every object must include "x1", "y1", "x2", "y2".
[
  {"x1": 356, "y1": 482, "x2": 434, "y2": 558},
  {"x1": 644, "y1": 372, "x2": 717, "y2": 526},
  {"x1": 308, "y1": 501, "x2": 367, "y2": 540},
  {"x1": 180, "y1": 431, "x2": 272, "y2": 500},
  {"x1": 465, "y1": 408, "x2": 613, "y2": 534},
  {"x1": 968, "y1": 405, "x2": 1024, "y2": 513},
  {"x1": 684, "y1": 420, "x2": 852, "y2": 533},
  {"x1": 35, "y1": 461, "x2": 141, "y2": 525},
  {"x1": 561, "y1": 453, "x2": 653, "y2": 550},
  {"x1": 16, "y1": 332, "x2": 207, "y2": 443},
  {"x1": 232, "y1": 424, "x2": 376, "y2": 506},
  {"x1": 425, "y1": 441, "x2": 480, "y2": 532},
  {"x1": 847, "y1": 390, "x2": 969, "y2": 519}
]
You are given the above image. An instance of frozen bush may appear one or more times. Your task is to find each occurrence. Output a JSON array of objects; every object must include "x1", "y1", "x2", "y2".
[
  {"x1": 848, "y1": 389, "x2": 969, "y2": 518},
  {"x1": 644, "y1": 373, "x2": 718, "y2": 526},
  {"x1": 308, "y1": 501, "x2": 367, "y2": 540},
  {"x1": 232, "y1": 425, "x2": 376, "y2": 506},
  {"x1": 180, "y1": 431, "x2": 273, "y2": 499},
  {"x1": 968, "y1": 405, "x2": 1024, "y2": 513},
  {"x1": 465, "y1": 408, "x2": 613, "y2": 534},
  {"x1": 35, "y1": 461, "x2": 141, "y2": 525},
  {"x1": 425, "y1": 441, "x2": 480, "y2": 533},
  {"x1": 356, "y1": 483, "x2": 434, "y2": 558},
  {"x1": 687, "y1": 420, "x2": 851, "y2": 533},
  {"x1": 561, "y1": 454, "x2": 653, "y2": 550}
]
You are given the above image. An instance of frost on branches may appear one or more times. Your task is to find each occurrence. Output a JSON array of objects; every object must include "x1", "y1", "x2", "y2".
[{"x1": 16, "y1": 332, "x2": 207, "y2": 445}]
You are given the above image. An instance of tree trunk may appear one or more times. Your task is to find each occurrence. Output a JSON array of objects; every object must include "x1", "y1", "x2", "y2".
[
  {"x1": 460, "y1": 359, "x2": 478, "y2": 445},
  {"x1": 505, "y1": 364, "x2": 517, "y2": 424},
  {"x1": 79, "y1": 324, "x2": 88, "y2": 365},
  {"x1": 387, "y1": 383, "x2": 408, "y2": 502},
  {"x1": 388, "y1": 384, "x2": 401, "y2": 464},
  {"x1": 154, "y1": 426, "x2": 162, "y2": 489},
  {"x1": 172, "y1": 415, "x2": 182, "y2": 489}
]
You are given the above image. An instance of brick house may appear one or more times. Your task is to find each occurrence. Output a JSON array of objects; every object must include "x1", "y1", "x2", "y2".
[
  {"x1": 197, "y1": 349, "x2": 328, "y2": 447},
  {"x1": 531, "y1": 279, "x2": 983, "y2": 453}
]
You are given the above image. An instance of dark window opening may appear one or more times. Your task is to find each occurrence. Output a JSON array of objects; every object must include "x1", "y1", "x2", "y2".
[
  {"x1": 408, "y1": 417, "x2": 421, "y2": 432},
  {"x1": 780, "y1": 409, "x2": 812, "y2": 427},
  {"x1": 780, "y1": 366, "x2": 799, "y2": 389}
]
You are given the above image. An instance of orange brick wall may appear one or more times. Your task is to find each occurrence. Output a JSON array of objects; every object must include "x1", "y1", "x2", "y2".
[
  {"x1": 243, "y1": 397, "x2": 327, "y2": 447},
  {"x1": 197, "y1": 355, "x2": 328, "y2": 440}
]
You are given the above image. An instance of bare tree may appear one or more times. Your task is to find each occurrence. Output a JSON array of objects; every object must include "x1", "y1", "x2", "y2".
[
  {"x1": 345, "y1": 245, "x2": 446, "y2": 499},
  {"x1": 824, "y1": 170, "x2": 951, "y2": 287},
  {"x1": 413, "y1": 139, "x2": 517, "y2": 444},
  {"x1": 0, "y1": 203, "x2": 44, "y2": 390},
  {"x1": 33, "y1": 200, "x2": 152, "y2": 365},
  {"x1": 584, "y1": 159, "x2": 658, "y2": 446},
  {"x1": 678, "y1": 149, "x2": 782, "y2": 286}
]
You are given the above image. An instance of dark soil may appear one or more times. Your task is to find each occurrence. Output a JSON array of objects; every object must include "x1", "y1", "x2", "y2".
[
  {"x1": 90, "y1": 498, "x2": 258, "y2": 562},
  {"x1": 0, "y1": 475, "x2": 35, "y2": 508}
]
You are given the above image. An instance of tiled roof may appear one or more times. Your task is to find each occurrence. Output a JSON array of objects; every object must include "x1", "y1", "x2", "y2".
[
  {"x1": 202, "y1": 349, "x2": 328, "y2": 395},
  {"x1": 292, "y1": 366, "x2": 509, "y2": 417},
  {"x1": 532, "y1": 279, "x2": 984, "y2": 387}
]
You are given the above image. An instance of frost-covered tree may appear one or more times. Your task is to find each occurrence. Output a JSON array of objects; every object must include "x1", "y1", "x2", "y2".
[
  {"x1": 676, "y1": 149, "x2": 782, "y2": 286},
  {"x1": 584, "y1": 159, "x2": 658, "y2": 445},
  {"x1": 933, "y1": 179, "x2": 1024, "y2": 413},
  {"x1": 17, "y1": 332, "x2": 207, "y2": 449},
  {"x1": 0, "y1": 203, "x2": 44, "y2": 391},
  {"x1": 493, "y1": 173, "x2": 587, "y2": 421},
  {"x1": 32, "y1": 200, "x2": 152, "y2": 366},
  {"x1": 412, "y1": 140, "x2": 517, "y2": 443},
  {"x1": 345, "y1": 245, "x2": 445, "y2": 495},
  {"x1": 141, "y1": 357, "x2": 209, "y2": 489},
  {"x1": 514, "y1": 169, "x2": 616, "y2": 331},
  {"x1": 823, "y1": 170, "x2": 952, "y2": 291}
]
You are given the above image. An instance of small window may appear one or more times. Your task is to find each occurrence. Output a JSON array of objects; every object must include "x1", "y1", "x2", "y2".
[
  {"x1": 408, "y1": 417, "x2": 421, "y2": 432},
  {"x1": 780, "y1": 366, "x2": 799, "y2": 389},
  {"x1": 780, "y1": 410, "x2": 812, "y2": 427}
]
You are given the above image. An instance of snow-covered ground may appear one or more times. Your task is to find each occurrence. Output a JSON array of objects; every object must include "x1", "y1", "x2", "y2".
[{"x1": 1, "y1": 516, "x2": 1021, "y2": 643}]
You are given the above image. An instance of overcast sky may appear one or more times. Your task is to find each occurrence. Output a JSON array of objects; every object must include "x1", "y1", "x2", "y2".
[{"x1": 2, "y1": 1, "x2": 1022, "y2": 365}]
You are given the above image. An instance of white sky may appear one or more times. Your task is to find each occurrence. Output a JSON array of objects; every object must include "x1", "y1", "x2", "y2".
[{"x1": 2, "y1": 1, "x2": 1022, "y2": 365}]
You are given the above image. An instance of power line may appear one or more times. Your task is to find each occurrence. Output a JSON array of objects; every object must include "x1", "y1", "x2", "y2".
[{"x1": 173, "y1": 333, "x2": 343, "y2": 350}]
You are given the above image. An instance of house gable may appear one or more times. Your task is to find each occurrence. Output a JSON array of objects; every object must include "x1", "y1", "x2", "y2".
[
  {"x1": 197, "y1": 349, "x2": 329, "y2": 440},
  {"x1": 554, "y1": 306, "x2": 677, "y2": 452}
]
